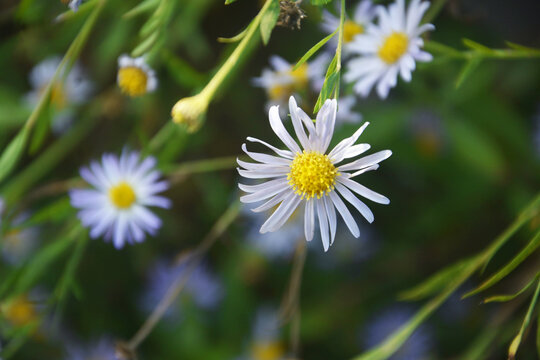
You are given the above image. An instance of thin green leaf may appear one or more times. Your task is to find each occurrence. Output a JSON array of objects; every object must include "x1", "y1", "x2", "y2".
[
  {"x1": 310, "y1": 0, "x2": 334, "y2": 5},
  {"x1": 508, "y1": 279, "x2": 540, "y2": 359},
  {"x1": 0, "y1": 126, "x2": 30, "y2": 185},
  {"x1": 260, "y1": 0, "x2": 280, "y2": 45},
  {"x1": 505, "y1": 41, "x2": 540, "y2": 55},
  {"x1": 352, "y1": 260, "x2": 478, "y2": 360},
  {"x1": 464, "y1": 230, "x2": 540, "y2": 298},
  {"x1": 537, "y1": 307, "x2": 540, "y2": 359},
  {"x1": 462, "y1": 38, "x2": 491, "y2": 53},
  {"x1": 293, "y1": 29, "x2": 337, "y2": 71},
  {"x1": 483, "y1": 273, "x2": 540, "y2": 303},
  {"x1": 225, "y1": 0, "x2": 238, "y2": 4},
  {"x1": 123, "y1": 0, "x2": 159, "y2": 18},
  {"x1": 399, "y1": 258, "x2": 475, "y2": 301},
  {"x1": 314, "y1": 71, "x2": 339, "y2": 113},
  {"x1": 10, "y1": 225, "x2": 81, "y2": 297},
  {"x1": 217, "y1": 26, "x2": 248, "y2": 43},
  {"x1": 455, "y1": 57, "x2": 482, "y2": 88},
  {"x1": 24, "y1": 197, "x2": 73, "y2": 226}
]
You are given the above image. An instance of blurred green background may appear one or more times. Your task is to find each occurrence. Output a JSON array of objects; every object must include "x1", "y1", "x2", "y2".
[{"x1": 0, "y1": 0, "x2": 539, "y2": 359}]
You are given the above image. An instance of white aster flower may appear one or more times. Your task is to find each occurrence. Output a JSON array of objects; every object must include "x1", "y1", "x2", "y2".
[
  {"x1": 321, "y1": 0, "x2": 376, "y2": 51},
  {"x1": 26, "y1": 56, "x2": 92, "y2": 134},
  {"x1": 345, "y1": 0, "x2": 435, "y2": 99},
  {"x1": 117, "y1": 54, "x2": 158, "y2": 97},
  {"x1": 68, "y1": 0, "x2": 82, "y2": 11},
  {"x1": 237, "y1": 96, "x2": 391, "y2": 252},
  {"x1": 337, "y1": 95, "x2": 363, "y2": 125},
  {"x1": 70, "y1": 150, "x2": 171, "y2": 249},
  {"x1": 252, "y1": 54, "x2": 328, "y2": 110}
]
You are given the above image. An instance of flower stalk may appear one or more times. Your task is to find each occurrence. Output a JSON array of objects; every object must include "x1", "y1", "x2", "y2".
[{"x1": 171, "y1": 0, "x2": 275, "y2": 131}]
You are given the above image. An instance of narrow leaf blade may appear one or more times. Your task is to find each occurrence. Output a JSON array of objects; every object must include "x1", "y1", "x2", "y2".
[{"x1": 260, "y1": 0, "x2": 280, "y2": 45}]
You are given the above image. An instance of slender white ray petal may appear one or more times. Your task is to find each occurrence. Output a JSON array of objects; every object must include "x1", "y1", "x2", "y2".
[
  {"x1": 335, "y1": 182, "x2": 374, "y2": 223},
  {"x1": 316, "y1": 198, "x2": 330, "y2": 251},
  {"x1": 304, "y1": 199, "x2": 315, "y2": 241},
  {"x1": 339, "y1": 177, "x2": 390, "y2": 204},
  {"x1": 269, "y1": 106, "x2": 301, "y2": 153},
  {"x1": 250, "y1": 188, "x2": 292, "y2": 213},
  {"x1": 242, "y1": 144, "x2": 292, "y2": 165},
  {"x1": 238, "y1": 178, "x2": 289, "y2": 193},
  {"x1": 339, "y1": 150, "x2": 392, "y2": 171},
  {"x1": 324, "y1": 195, "x2": 337, "y2": 245},
  {"x1": 329, "y1": 191, "x2": 360, "y2": 238},
  {"x1": 246, "y1": 137, "x2": 294, "y2": 159}
]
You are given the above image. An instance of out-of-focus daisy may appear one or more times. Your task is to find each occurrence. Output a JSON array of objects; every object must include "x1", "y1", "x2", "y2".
[
  {"x1": 408, "y1": 109, "x2": 446, "y2": 157},
  {"x1": 362, "y1": 307, "x2": 433, "y2": 360},
  {"x1": 242, "y1": 204, "x2": 301, "y2": 260},
  {"x1": 61, "y1": 0, "x2": 82, "y2": 11},
  {"x1": 0, "y1": 294, "x2": 39, "y2": 328},
  {"x1": 238, "y1": 96, "x2": 391, "y2": 252},
  {"x1": 140, "y1": 258, "x2": 223, "y2": 319},
  {"x1": 69, "y1": 150, "x2": 171, "y2": 249},
  {"x1": 345, "y1": 0, "x2": 434, "y2": 99},
  {"x1": 64, "y1": 337, "x2": 117, "y2": 360},
  {"x1": 239, "y1": 307, "x2": 286, "y2": 360},
  {"x1": 337, "y1": 95, "x2": 363, "y2": 125},
  {"x1": 321, "y1": 0, "x2": 376, "y2": 51},
  {"x1": 1, "y1": 214, "x2": 39, "y2": 266},
  {"x1": 252, "y1": 54, "x2": 328, "y2": 110},
  {"x1": 117, "y1": 55, "x2": 158, "y2": 97},
  {"x1": 26, "y1": 56, "x2": 92, "y2": 134}
]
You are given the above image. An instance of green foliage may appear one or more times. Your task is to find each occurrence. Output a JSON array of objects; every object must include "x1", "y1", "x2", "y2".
[
  {"x1": 508, "y1": 280, "x2": 540, "y2": 359},
  {"x1": 464, "y1": 231, "x2": 540, "y2": 298},
  {"x1": 293, "y1": 28, "x2": 338, "y2": 71},
  {"x1": 260, "y1": 0, "x2": 280, "y2": 45},
  {"x1": 483, "y1": 273, "x2": 540, "y2": 303},
  {"x1": 310, "y1": 0, "x2": 334, "y2": 5},
  {"x1": 0, "y1": 127, "x2": 30, "y2": 186}
]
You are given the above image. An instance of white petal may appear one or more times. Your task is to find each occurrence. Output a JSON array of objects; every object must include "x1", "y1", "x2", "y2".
[
  {"x1": 246, "y1": 137, "x2": 294, "y2": 159},
  {"x1": 323, "y1": 195, "x2": 337, "y2": 245},
  {"x1": 240, "y1": 180, "x2": 290, "y2": 203},
  {"x1": 339, "y1": 150, "x2": 392, "y2": 171},
  {"x1": 242, "y1": 143, "x2": 291, "y2": 165},
  {"x1": 335, "y1": 182, "x2": 374, "y2": 223},
  {"x1": 316, "y1": 198, "x2": 330, "y2": 251},
  {"x1": 238, "y1": 178, "x2": 289, "y2": 193},
  {"x1": 260, "y1": 192, "x2": 301, "y2": 233},
  {"x1": 329, "y1": 191, "x2": 360, "y2": 237},
  {"x1": 269, "y1": 106, "x2": 301, "y2": 153},
  {"x1": 328, "y1": 122, "x2": 370, "y2": 163},
  {"x1": 348, "y1": 164, "x2": 380, "y2": 178},
  {"x1": 304, "y1": 199, "x2": 315, "y2": 241},
  {"x1": 289, "y1": 96, "x2": 310, "y2": 150},
  {"x1": 237, "y1": 168, "x2": 288, "y2": 179},
  {"x1": 338, "y1": 177, "x2": 390, "y2": 204},
  {"x1": 250, "y1": 188, "x2": 292, "y2": 213}
]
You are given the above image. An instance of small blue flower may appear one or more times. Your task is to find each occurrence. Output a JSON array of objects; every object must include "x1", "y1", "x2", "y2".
[
  {"x1": 64, "y1": 337, "x2": 117, "y2": 360},
  {"x1": 362, "y1": 306, "x2": 433, "y2": 360},
  {"x1": 140, "y1": 258, "x2": 223, "y2": 319}
]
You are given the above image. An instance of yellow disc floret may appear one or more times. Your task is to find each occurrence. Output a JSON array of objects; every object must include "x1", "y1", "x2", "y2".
[
  {"x1": 117, "y1": 66, "x2": 148, "y2": 97},
  {"x1": 343, "y1": 20, "x2": 364, "y2": 43},
  {"x1": 288, "y1": 151, "x2": 339, "y2": 200},
  {"x1": 250, "y1": 341, "x2": 285, "y2": 360},
  {"x1": 2, "y1": 295, "x2": 37, "y2": 327},
  {"x1": 378, "y1": 32, "x2": 409, "y2": 64},
  {"x1": 109, "y1": 182, "x2": 136, "y2": 209}
]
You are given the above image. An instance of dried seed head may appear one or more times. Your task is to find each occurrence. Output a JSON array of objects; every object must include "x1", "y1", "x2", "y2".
[{"x1": 277, "y1": 1, "x2": 306, "y2": 30}]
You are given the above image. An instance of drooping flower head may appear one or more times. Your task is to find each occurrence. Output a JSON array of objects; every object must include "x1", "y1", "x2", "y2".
[
  {"x1": 117, "y1": 55, "x2": 158, "y2": 97},
  {"x1": 345, "y1": 0, "x2": 435, "y2": 98},
  {"x1": 321, "y1": 0, "x2": 376, "y2": 50},
  {"x1": 70, "y1": 150, "x2": 170, "y2": 249},
  {"x1": 238, "y1": 96, "x2": 391, "y2": 251}
]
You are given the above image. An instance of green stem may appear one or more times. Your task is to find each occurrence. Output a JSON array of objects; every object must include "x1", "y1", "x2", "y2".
[
  {"x1": 425, "y1": 41, "x2": 540, "y2": 60},
  {"x1": 199, "y1": 0, "x2": 274, "y2": 100}
]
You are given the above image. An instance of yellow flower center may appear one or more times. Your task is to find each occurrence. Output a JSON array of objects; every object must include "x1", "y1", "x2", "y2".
[
  {"x1": 109, "y1": 182, "x2": 136, "y2": 209},
  {"x1": 288, "y1": 151, "x2": 338, "y2": 200},
  {"x1": 250, "y1": 341, "x2": 285, "y2": 360},
  {"x1": 268, "y1": 63, "x2": 309, "y2": 101},
  {"x1": 2, "y1": 295, "x2": 37, "y2": 327},
  {"x1": 378, "y1": 32, "x2": 409, "y2": 64},
  {"x1": 117, "y1": 66, "x2": 148, "y2": 97},
  {"x1": 343, "y1": 20, "x2": 364, "y2": 43}
]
